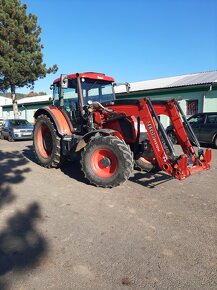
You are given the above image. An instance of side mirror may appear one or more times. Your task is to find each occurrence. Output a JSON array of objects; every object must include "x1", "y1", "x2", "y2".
[
  {"x1": 113, "y1": 82, "x2": 131, "y2": 93},
  {"x1": 50, "y1": 84, "x2": 54, "y2": 90},
  {"x1": 60, "y1": 74, "x2": 68, "y2": 89}
]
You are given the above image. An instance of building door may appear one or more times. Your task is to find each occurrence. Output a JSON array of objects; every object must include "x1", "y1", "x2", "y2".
[{"x1": 186, "y1": 100, "x2": 198, "y2": 116}]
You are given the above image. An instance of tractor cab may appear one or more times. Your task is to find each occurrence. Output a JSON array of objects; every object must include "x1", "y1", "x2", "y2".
[
  {"x1": 52, "y1": 72, "x2": 115, "y2": 107},
  {"x1": 52, "y1": 72, "x2": 115, "y2": 131}
]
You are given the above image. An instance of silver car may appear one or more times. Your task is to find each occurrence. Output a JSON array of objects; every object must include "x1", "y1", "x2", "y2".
[{"x1": 0, "y1": 119, "x2": 33, "y2": 142}]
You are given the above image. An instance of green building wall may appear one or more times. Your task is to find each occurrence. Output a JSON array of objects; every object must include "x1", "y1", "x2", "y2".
[{"x1": 2, "y1": 102, "x2": 51, "y2": 123}]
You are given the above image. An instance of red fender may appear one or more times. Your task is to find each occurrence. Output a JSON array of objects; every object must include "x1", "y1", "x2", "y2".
[{"x1": 34, "y1": 106, "x2": 73, "y2": 135}]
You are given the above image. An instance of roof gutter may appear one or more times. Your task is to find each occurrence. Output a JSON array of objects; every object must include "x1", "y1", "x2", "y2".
[{"x1": 116, "y1": 83, "x2": 216, "y2": 96}]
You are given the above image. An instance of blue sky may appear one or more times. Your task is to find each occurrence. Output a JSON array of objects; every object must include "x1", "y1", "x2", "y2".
[{"x1": 19, "y1": 0, "x2": 217, "y2": 94}]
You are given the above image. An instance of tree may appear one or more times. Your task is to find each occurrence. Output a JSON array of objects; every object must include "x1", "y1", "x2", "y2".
[
  {"x1": 38, "y1": 91, "x2": 47, "y2": 96},
  {"x1": 27, "y1": 91, "x2": 38, "y2": 97},
  {"x1": 27, "y1": 91, "x2": 47, "y2": 97},
  {"x1": 0, "y1": 0, "x2": 58, "y2": 118}
]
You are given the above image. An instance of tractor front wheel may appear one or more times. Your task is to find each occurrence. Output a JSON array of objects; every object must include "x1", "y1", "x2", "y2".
[
  {"x1": 33, "y1": 114, "x2": 62, "y2": 168},
  {"x1": 81, "y1": 136, "x2": 134, "y2": 187}
]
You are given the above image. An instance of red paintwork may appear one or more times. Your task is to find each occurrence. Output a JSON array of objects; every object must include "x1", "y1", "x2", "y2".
[
  {"x1": 53, "y1": 72, "x2": 114, "y2": 84},
  {"x1": 43, "y1": 68, "x2": 212, "y2": 181},
  {"x1": 90, "y1": 148, "x2": 118, "y2": 178},
  {"x1": 93, "y1": 111, "x2": 103, "y2": 126},
  {"x1": 103, "y1": 117, "x2": 137, "y2": 143},
  {"x1": 44, "y1": 106, "x2": 73, "y2": 135},
  {"x1": 94, "y1": 107, "x2": 137, "y2": 143},
  {"x1": 104, "y1": 98, "x2": 211, "y2": 180}
]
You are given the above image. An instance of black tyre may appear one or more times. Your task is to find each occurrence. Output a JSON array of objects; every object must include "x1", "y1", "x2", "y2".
[
  {"x1": 33, "y1": 114, "x2": 62, "y2": 168},
  {"x1": 213, "y1": 135, "x2": 217, "y2": 149},
  {"x1": 167, "y1": 130, "x2": 178, "y2": 144},
  {"x1": 81, "y1": 135, "x2": 134, "y2": 187},
  {"x1": 8, "y1": 134, "x2": 14, "y2": 142},
  {"x1": 0, "y1": 132, "x2": 4, "y2": 140}
]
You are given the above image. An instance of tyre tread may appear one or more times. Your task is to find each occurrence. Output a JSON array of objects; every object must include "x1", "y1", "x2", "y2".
[
  {"x1": 33, "y1": 114, "x2": 63, "y2": 168},
  {"x1": 81, "y1": 135, "x2": 134, "y2": 188}
]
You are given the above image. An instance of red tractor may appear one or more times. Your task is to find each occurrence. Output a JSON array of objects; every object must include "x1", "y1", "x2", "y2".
[{"x1": 33, "y1": 72, "x2": 212, "y2": 187}]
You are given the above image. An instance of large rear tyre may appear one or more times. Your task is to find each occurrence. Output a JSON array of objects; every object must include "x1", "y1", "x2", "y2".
[
  {"x1": 33, "y1": 114, "x2": 62, "y2": 168},
  {"x1": 81, "y1": 135, "x2": 134, "y2": 188}
]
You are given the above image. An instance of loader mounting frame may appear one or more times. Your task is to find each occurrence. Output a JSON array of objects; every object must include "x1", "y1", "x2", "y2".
[{"x1": 105, "y1": 98, "x2": 211, "y2": 180}]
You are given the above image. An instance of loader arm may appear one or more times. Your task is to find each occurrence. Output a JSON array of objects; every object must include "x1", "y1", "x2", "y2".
[{"x1": 105, "y1": 98, "x2": 212, "y2": 180}]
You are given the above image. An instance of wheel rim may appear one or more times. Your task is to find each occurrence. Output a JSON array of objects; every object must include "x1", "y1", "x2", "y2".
[
  {"x1": 36, "y1": 123, "x2": 53, "y2": 158},
  {"x1": 90, "y1": 148, "x2": 118, "y2": 178}
]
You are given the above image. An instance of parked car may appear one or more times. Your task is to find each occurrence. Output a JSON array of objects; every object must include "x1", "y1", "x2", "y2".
[
  {"x1": 166, "y1": 112, "x2": 217, "y2": 148},
  {"x1": 0, "y1": 119, "x2": 34, "y2": 142}
]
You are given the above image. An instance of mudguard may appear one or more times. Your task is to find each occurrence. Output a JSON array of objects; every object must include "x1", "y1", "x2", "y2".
[
  {"x1": 34, "y1": 106, "x2": 73, "y2": 136},
  {"x1": 75, "y1": 129, "x2": 123, "y2": 152}
]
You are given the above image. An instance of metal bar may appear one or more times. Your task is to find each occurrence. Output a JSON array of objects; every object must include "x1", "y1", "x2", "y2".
[
  {"x1": 76, "y1": 73, "x2": 84, "y2": 116},
  {"x1": 174, "y1": 100, "x2": 201, "y2": 149},
  {"x1": 146, "y1": 98, "x2": 176, "y2": 156}
]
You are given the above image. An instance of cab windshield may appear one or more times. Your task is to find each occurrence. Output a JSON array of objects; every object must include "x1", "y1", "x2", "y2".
[
  {"x1": 81, "y1": 78, "x2": 115, "y2": 105},
  {"x1": 53, "y1": 78, "x2": 115, "y2": 109}
]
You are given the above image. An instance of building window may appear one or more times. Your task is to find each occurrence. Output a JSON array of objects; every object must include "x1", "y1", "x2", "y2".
[{"x1": 186, "y1": 100, "x2": 198, "y2": 116}]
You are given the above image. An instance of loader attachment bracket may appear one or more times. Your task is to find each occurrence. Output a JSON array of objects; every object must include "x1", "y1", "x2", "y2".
[{"x1": 105, "y1": 97, "x2": 212, "y2": 180}]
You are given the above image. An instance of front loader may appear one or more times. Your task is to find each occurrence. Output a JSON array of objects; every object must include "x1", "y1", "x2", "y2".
[{"x1": 33, "y1": 72, "x2": 212, "y2": 187}]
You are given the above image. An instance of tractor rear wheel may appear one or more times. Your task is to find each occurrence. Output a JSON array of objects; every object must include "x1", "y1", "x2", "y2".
[
  {"x1": 33, "y1": 114, "x2": 62, "y2": 168},
  {"x1": 81, "y1": 135, "x2": 134, "y2": 187}
]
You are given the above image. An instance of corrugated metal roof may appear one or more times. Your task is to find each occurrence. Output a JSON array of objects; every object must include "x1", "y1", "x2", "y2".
[
  {"x1": 1, "y1": 94, "x2": 52, "y2": 106},
  {"x1": 115, "y1": 70, "x2": 217, "y2": 94},
  {"x1": 17, "y1": 94, "x2": 52, "y2": 105},
  {"x1": 0, "y1": 96, "x2": 12, "y2": 106}
]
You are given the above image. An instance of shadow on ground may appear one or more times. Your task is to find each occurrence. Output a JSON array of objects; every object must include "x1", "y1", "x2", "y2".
[
  {"x1": 22, "y1": 145, "x2": 174, "y2": 188},
  {"x1": 60, "y1": 160, "x2": 89, "y2": 184},
  {"x1": 129, "y1": 170, "x2": 173, "y2": 188},
  {"x1": 22, "y1": 145, "x2": 89, "y2": 185},
  {"x1": 22, "y1": 145, "x2": 37, "y2": 164},
  {"x1": 0, "y1": 150, "x2": 31, "y2": 208},
  {"x1": 0, "y1": 202, "x2": 48, "y2": 289},
  {"x1": 0, "y1": 148, "x2": 48, "y2": 289}
]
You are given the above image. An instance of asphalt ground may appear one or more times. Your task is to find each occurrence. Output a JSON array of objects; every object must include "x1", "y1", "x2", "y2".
[{"x1": 0, "y1": 140, "x2": 217, "y2": 290}]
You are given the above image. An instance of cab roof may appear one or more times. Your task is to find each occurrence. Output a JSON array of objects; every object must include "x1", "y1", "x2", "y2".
[{"x1": 53, "y1": 72, "x2": 115, "y2": 84}]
